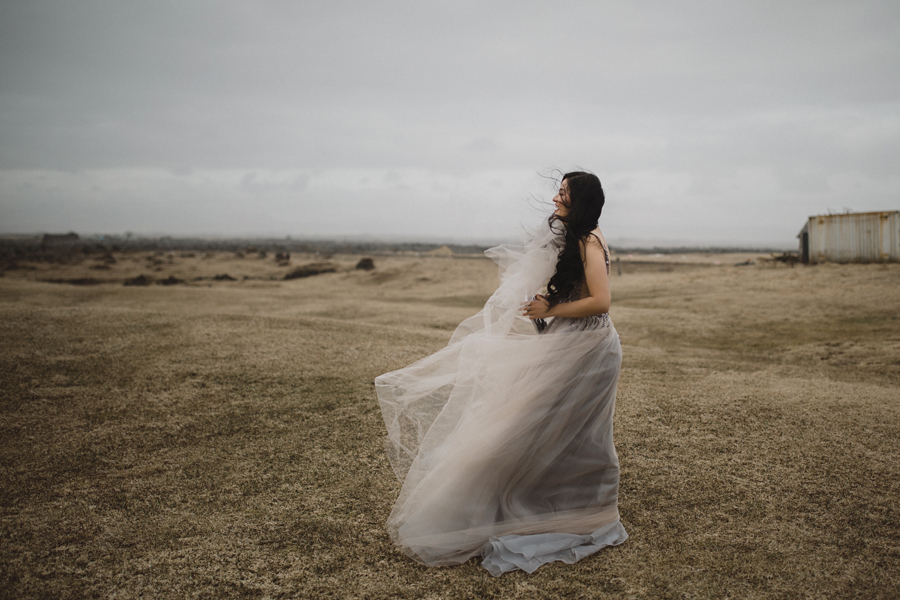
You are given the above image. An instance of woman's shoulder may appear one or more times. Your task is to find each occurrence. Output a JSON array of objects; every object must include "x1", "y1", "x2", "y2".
[
  {"x1": 578, "y1": 229, "x2": 609, "y2": 264},
  {"x1": 586, "y1": 228, "x2": 608, "y2": 249}
]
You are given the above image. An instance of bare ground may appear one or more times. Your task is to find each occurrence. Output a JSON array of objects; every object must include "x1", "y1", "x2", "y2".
[{"x1": 1, "y1": 251, "x2": 898, "y2": 599}]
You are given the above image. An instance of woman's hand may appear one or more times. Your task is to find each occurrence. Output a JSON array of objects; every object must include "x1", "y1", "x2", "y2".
[{"x1": 522, "y1": 295, "x2": 552, "y2": 320}]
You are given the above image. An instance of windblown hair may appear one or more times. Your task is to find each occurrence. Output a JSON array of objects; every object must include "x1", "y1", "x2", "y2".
[{"x1": 546, "y1": 171, "x2": 606, "y2": 307}]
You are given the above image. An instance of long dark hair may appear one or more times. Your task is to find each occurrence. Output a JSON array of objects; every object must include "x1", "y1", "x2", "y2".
[{"x1": 545, "y1": 171, "x2": 605, "y2": 306}]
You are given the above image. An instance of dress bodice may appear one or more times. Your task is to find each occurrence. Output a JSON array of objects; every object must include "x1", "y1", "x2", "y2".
[{"x1": 540, "y1": 239, "x2": 611, "y2": 334}]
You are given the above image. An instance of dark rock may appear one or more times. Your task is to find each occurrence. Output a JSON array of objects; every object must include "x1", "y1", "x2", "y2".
[
  {"x1": 213, "y1": 273, "x2": 236, "y2": 281},
  {"x1": 355, "y1": 257, "x2": 375, "y2": 271}
]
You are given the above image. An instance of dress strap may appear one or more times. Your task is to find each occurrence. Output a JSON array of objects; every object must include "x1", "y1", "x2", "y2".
[{"x1": 588, "y1": 232, "x2": 610, "y2": 275}]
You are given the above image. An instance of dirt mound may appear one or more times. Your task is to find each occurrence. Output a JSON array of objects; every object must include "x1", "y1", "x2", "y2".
[
  {"x1": 123, "y1": 275, "x2": 152, "y2": 286},
  {"x1": 284, "y1": 262, "x2": 336, "y2": 280},
  {"x1": 157, "y1": 276, "x2": 184, "y2": 285},
  {"x1": 426, "y1": 245, "x2": 453, "y2": 257},
  {"x1": 1, "y1": 262, "x2": 35, "y2": 271},
  {"x1": 42, "y1": 277, "x2": 103, "y2": 285},
  {"x1": 364, "y1": 269, "x2": 401, "y2": 284}
]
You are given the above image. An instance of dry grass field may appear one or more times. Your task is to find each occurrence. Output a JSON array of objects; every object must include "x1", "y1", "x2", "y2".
[{"x1": 1, "y1": 248, "x2": 898, "y2": 599}]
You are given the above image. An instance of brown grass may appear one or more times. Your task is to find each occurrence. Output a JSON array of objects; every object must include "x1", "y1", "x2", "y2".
[{"x1": 1, "y1": 252, "x2": 898, "y2": 599}]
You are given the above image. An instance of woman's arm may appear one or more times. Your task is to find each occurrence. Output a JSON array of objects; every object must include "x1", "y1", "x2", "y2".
[{"x1": 523, "y1": 234, "x2": 611, "y2": 319}]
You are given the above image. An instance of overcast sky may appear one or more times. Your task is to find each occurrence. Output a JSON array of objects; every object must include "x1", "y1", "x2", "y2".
[{"x1": 1, "y1": 1, "x2": 898, "y2": 246}]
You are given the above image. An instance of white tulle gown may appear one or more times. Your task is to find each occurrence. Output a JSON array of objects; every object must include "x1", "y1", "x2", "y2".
[{"x1": 375, "y1": 222, "x2": 627, "y2": 576}]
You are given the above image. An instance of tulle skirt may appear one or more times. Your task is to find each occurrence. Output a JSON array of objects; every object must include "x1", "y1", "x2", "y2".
[{"x1": 376, "y1": 313, "x2": 627, "y2": 575}]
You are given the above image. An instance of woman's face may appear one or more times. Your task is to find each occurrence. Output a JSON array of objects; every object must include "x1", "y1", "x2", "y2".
[{"x1": 553, "y1": 179, "x2": 571, "y2": 217}]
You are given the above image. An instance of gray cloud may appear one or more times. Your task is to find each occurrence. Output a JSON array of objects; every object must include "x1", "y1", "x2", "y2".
[{"x1": 0, "y1": 1, "x2": 898, "y2": 245}]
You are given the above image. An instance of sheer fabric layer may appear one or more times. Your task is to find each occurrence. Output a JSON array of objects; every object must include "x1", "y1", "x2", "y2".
[{"x1": 375, "y1": 223, "x2": 625, "y2": 573}]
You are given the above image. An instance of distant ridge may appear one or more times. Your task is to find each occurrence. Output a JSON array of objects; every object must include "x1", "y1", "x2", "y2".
[
  {"x1": 1, "y1": 232, "x2": 798, "y2": 255},
  {"x1": 0, "y1": 234, "x2": 492, "y2": 257},
  {"x1": 40, "y1": 232, "x2": 80, "y2": 245},
  {"x1": 609, "y1": 244, "x2": 795, "y2": 254}
]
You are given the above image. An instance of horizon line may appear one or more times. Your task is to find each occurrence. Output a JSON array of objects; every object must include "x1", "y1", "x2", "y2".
[{"x1": 1, "y1": 230, "x2": 799, "y2": 251}]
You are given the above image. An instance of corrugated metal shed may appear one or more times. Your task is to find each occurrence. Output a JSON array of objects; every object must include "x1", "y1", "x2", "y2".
[{"x1": 798, "y1": 211, "x2": 900, "y2": 263}]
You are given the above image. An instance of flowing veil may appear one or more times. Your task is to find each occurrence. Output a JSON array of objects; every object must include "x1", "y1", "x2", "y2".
[
  {"x1": 375, "y1": 220, "x2": 627, "y2": 575},
  {"x1": 377, "y1": 222, "x2": 560, "y2": 479}
]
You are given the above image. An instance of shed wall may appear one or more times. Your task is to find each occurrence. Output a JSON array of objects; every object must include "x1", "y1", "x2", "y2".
[{"x1": 807, "y1": 212, "x2": 900, "y2": 263}]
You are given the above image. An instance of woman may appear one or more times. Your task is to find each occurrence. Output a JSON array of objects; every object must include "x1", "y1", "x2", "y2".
[{"x1": 375, "y1": 171, "x2": 626, "y2": 576}]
